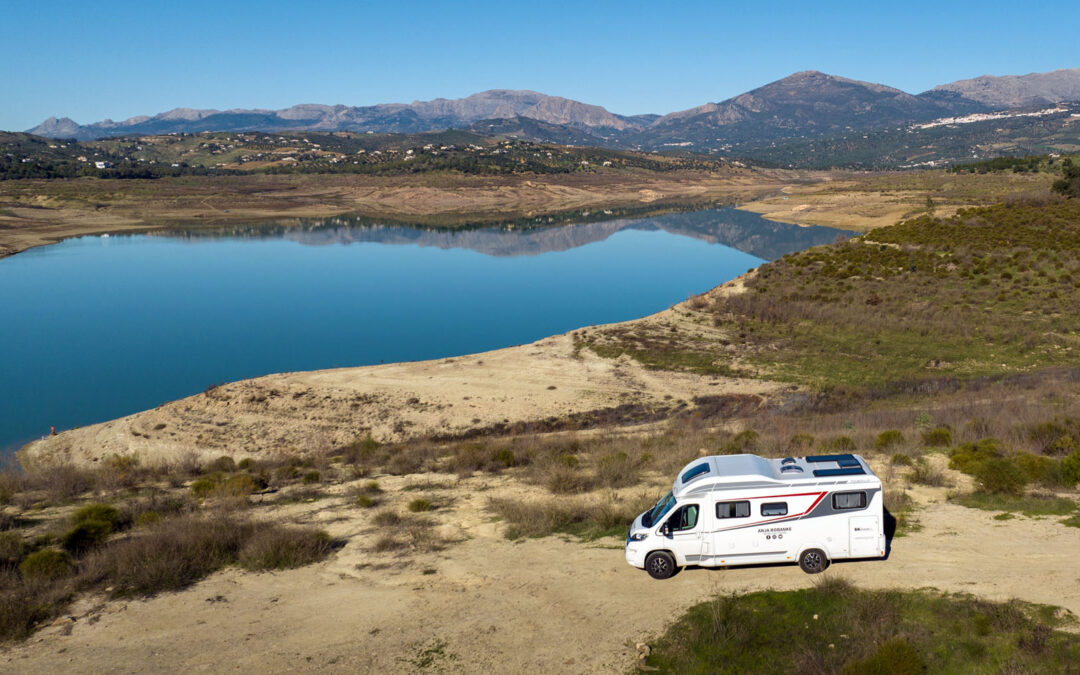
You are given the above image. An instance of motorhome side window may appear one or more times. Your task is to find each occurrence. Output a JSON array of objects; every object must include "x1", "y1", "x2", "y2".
[
  {"x1": 761, "y1": 502, "x2": 788, "y2": 516},
  {"x1": 716, "y1": 501, "x2": 750, "y2": 518},
  {"x1": 669, "y1": 504, "x2": 699, "y2": 531},
  {"x1": 833, "y1": 491, "x2": 867, "y2": 510}
]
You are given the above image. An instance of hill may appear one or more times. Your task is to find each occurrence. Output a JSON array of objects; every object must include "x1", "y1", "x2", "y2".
[
  {"x1": 930, "y1": 67, "x2": 1080, "y2": 108},
  {"x1": 26, "y1": 90, "x2": 650, "y2": 141},
  {"x1": 635, "y1": 71, "x2": 989, "y2": 152}
]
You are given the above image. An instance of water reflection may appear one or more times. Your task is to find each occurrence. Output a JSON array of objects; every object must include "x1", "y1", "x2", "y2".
[{"x1": 153, "y1": 207, "x2": 849, "y2": 261}]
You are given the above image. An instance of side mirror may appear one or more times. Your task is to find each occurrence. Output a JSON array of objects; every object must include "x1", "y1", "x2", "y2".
[{"x1": 660, "y1": 523, "x2": 671, "y2": 536}]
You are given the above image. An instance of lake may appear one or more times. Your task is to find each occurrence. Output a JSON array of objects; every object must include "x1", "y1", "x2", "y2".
[{"x1": 0, "y1": 207, "x2": 848, "y2": 454}]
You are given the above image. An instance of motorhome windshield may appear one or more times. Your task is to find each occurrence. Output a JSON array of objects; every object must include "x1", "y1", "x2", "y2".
[{"x1": 644, "y1": 491, "x2": 676, "y2": 527}]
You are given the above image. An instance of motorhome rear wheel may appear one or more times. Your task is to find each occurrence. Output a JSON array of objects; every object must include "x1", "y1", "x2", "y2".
[{"x1": 798, "y1": 548, "x2": 829, "y2": 574}]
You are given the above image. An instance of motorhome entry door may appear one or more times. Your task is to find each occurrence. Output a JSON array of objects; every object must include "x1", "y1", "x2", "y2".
[{"x1": 849, "y1": 516, "x2": 879, "y2": 557}]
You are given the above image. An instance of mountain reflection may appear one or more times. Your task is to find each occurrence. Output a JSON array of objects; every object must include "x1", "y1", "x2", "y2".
[{"x1": 155, "y1": 207, "x2": 850, "y2": 261}]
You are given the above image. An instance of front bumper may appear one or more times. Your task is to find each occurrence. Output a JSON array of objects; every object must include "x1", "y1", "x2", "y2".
[{"x1": 625, "y1": 543, "x2": 646, "y2": 569}]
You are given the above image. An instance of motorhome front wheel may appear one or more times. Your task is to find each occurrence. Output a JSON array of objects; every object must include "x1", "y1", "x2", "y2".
[
  {"x1": 645, "y1": 551, "x2": 677, "y2": 579},
  {"x1": 799, "y1": 548, "x2": 829, "y2": 574}
]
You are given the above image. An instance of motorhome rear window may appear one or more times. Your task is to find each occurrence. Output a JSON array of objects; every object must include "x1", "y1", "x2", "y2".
[
  {"x1": 761, "y1": 502, "x2": 788, "y2": 517},
  {"x1": 716, "y1": 501, "x2": 750, "y2": 519},
  {"x1": 681, "y1": 463, "x2": 711, "y2": 484},
  {"x1": 833, "y1": 491, "x2": 867, "y2": 510}
]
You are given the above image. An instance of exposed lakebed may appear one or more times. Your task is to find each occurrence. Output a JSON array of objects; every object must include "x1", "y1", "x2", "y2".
[{"x1": 0, "y1": 207, "x2": 848, "y2": 453}]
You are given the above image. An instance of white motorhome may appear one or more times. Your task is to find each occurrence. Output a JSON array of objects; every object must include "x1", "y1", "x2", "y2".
[{"x1": 625, "y1": 453, "x2": 885, "y2": 579}]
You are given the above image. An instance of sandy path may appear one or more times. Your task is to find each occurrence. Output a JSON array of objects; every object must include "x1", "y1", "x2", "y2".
[{"x1": 5, "y1": 473, "x2": 1078, "y2": 674}]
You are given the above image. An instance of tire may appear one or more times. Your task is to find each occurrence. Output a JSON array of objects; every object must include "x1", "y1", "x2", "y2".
[
  {"x1": 645, "y1": 551, "x2": 678, "y2": 580},
  {"x1": 799, "y1": 548, "x2": 829, "y2": 574}
]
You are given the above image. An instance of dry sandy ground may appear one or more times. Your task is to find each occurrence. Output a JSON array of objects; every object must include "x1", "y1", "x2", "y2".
[
  {"x1": 4, "y1": 460, "x2": 1078, "y2": 674},
  {"x1": 0, "y1": 170, "x2": 790, "y2": 260},
  {"x1": 20, "y1": 307, "x2": 780, "y2": 469},
  {"x1": 738, "y1": 170, "x2": 1056, "y2": 232}
]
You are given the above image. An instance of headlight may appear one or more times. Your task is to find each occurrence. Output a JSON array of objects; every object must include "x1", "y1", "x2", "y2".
[{"x1": 629, "y1": 532, "x2": 649, "y2": 541}]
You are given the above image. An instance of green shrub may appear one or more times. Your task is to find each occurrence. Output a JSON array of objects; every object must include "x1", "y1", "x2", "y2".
[
  {"x1": 18, "y1": 549, "x2": 72, "y2": 581},
  {"x1": 71, "y1": 503, "x2": 127, "y2": 530},
  {"x1": 973, "y1": 458, "x2": 1028, "y2": 496},
  {"x1": 408, "y1": 498, "x2": 433, "y2": 513},
  {"x1": 62, "y1": 520, "x2": 112, "y2": 555},
  {"x1": 493, "y1": 448, "x2": 517, "y2": 468},
  {"x1": 788, "y1": 433, "x2": 815, "y2": 452},
  {"x1": 355, "y1": 494, "x2": 377, "y2": 508},
  {"x1": 1062, "y1": 451, "x2": 1080, "y2": 486},
  {"x1": 922, "y1": 426, "x2": 953, "y2": 447},
  {"x1": 1050, "y1": 435, "x2": 1080, "y2": 457},
  {"x1": 874, "y1": 430, "x2": 905, "y2": 451},
  {"x1": 891, "y1": 453, "x2": 914, "y2": 467},
  {"x1": 841, "y1": 637, "x2": 925, "y2": 675},
  {"x1": 825, "y1": 436, "x2": 857, "y2": 451},
  {"x1": 595, "y1": 451, "x2": 640, "y2": 488},
  {"x1": 237, "y1": 458, "x2": 255, "y2": 471},
  {"x1": 189, "y1": 477, "x2": 219, "y2": 498},
  {"x1": 1015, "y1": 453, "x2": 1061, "y2": 485},
  {"x1": 301, "y1": 471, "x2": 321, "y2": 485},
  {"x1": 206, "y1": 456, "x2": 236, "y2": 473},
  {"x1": 221, "y1": 474, "x2": 264, "y2": 497},
  {"x1": 949, "y1": 438, "x2": 1005, "y2": 474},
  {"x1": 720, "y1": 430, "x2": 760, "y2": 454},
  {"x1": 0, "y1": 532, "x2": 25, "y2": 566}
]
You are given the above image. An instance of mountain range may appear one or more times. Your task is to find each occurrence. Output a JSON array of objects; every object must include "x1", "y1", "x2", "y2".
[{"x1": 27, "y1": 68, "x2": 1080, "y2": 154}]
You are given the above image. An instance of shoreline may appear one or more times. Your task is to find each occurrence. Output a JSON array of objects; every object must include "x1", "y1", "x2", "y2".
[{"x1": 0, "y1": 169, "x2": 801, "y2": 261}]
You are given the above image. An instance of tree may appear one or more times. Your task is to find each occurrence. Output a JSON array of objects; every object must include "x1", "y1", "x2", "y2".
[{"x1": 1052, "y1": 157, "x2": 1080, "y2": 198}]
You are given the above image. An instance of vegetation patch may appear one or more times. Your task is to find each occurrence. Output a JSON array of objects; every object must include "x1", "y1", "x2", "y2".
[
  {"x1": 950, "y1": 492, "x2": 1079, "y2": 518},
  {"x1": 641, "y1": 581, "x2": 1080, "y2": 673},
  {"x1": 489, "y1": 493, "x2": 654, "y2": 541}
]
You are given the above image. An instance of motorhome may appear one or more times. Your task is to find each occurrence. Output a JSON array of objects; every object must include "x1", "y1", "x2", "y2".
[{"x1": 625, "y1": 453, "x2": 885, "y2": 579}]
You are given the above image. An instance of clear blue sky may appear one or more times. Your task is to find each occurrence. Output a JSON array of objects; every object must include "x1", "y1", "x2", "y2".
[{"x1": 4, "y1": 0, "x2": 1079, "y2": 130}]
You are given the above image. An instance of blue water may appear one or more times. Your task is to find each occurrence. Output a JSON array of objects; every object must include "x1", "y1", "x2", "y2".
[{"x1": 0, "y1": 208, "x2": 848, "y2": 453}]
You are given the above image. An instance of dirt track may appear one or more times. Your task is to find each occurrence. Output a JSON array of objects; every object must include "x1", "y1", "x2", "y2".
[{"x1": 5, "y1": 466, "x2": 1078, "y2": 674}]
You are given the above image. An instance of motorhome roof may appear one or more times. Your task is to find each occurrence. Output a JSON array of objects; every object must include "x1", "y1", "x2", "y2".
[{"x1": 673, "y1": 453, "x2": 879, "y2": 498}]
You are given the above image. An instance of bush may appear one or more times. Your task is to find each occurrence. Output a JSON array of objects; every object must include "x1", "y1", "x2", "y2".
[
  {"x1": 720, "y1": 430, "x2": 759, "y2": 454},
  {"x1": 910, "y1": 457, "x2": 950, "y2": 487},
  {"x1": 355, "y1": 494, "x2": 377, "y2": 508},
  {"x1": 407, "y1": 498, "x2": 433, "y2": 513},
  {"x1": 949, "y1": 438, "x2": 1005, "y2": 474},
  {"x1": 301, "y1": 471, "x2": 321, "y2": 485},
  {"x1": 874, "y1": 430, "x2": 905, "y2": 451},
  {"x1": 72, "y1": 503, "x2": 122, "y2": 528},
  {"x1": 922, "y1": 426, "x2": 953, "y2": 447},
  {"x1": 206, "y1": 456, "x2": 236, "y2": 473},
  {"x1": 1062, "y1": 451, "x2": 1080, "y2": 486},
  {"x1": 80, "y1": 514, "x2": 333, "y2": 596},
  {"x1": 891, "y1": 453, "x2": 914, "y2": 467},
  {"x1": 1015, "y1": 453, "x2": 1061, "y2": 485},
  {"x1": 189, "y1": 477, "x2": 220, "y2": 499},
  {"x1": 373, "y1": 510, "x2": 402, "y2": 527},
  {"x1": 62, "y1": 520, "x2": 113, "y2": 556},
  {"x1": 237, "y1": 458, "x2": 255, "y2": 471},
  {"x1": 0, "y1": 532, "x2": 25, "y2": 567},
  {"x1": 825, "y1": 436, "x2": 857, "y2": 451},
  {"x1": 788, "y1": 433, "x2": 815, "y2": 452},
  {"x1": 841, "y1": 637, "x2": 925, "y2": 675},
  {"x1": 973, "y1": 458, "x2": 1028, "y2": 496},
  {"x1": 237, "y1": 527, "x2": 332, "y2": 571},
  {"x1": 595, "y1": 451, "x2": 640, "y2": 489},
  {"x1": 18, "y1": 549, "x2": 72, "y2": 581},
  {"x1": 221, "y1": 473, "x2": 265, "y2": 497}
]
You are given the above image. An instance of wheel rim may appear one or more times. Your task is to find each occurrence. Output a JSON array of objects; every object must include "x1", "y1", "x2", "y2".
[
  {"x1": 649, "y1": 556, "x2": 670, "y2": 576},
  {"x1": 805, "y1": 552, "x2": 823, "y2": 570}
]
